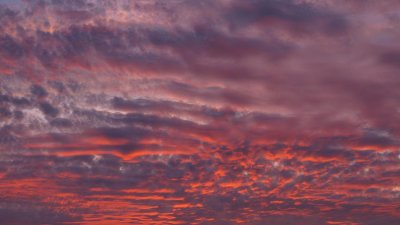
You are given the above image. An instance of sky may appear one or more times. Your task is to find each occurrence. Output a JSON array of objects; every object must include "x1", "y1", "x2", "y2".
[{"x1": 0, "y1": 0, "x2": 400, "y2": 224}]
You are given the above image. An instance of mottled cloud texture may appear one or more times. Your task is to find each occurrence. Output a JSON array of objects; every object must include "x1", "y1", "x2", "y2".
[{"x1": 0, "y1": 0, "x2": 400, "y2": 224}]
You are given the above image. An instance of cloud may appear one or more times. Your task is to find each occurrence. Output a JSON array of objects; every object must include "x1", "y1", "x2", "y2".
[
  {"x1": 225, "y1": 0, "x2": 349, "y2": 35},
  {"x1": 0, "y1": 0, "x2": 399, "y2": 224},
  {"x1": 379, "y1": 50, "x2": 400, "y2": 68},
  {"x1": 39, "y1": 102, "x2": 59, "y2": 117},
  {"x1": 30, "y1": 84, "x2": 48, "y2": 98},
  {"x1": 0, "y1": 205, "x2": 78, "y2": 225}
]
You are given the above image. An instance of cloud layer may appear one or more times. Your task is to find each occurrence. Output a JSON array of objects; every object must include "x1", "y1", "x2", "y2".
[{"x1": 0, "y1": 0, "x2": 399, "y2": 224}]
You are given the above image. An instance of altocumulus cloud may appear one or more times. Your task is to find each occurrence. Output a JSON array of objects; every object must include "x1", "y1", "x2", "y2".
[{"x1": 0, "y1": 0, "x2": 399, "y2": 224}]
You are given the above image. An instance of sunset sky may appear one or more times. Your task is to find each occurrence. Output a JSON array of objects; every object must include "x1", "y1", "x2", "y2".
[{"x1": 0, "y1": 0, "x2": 400, "y2": 224}]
